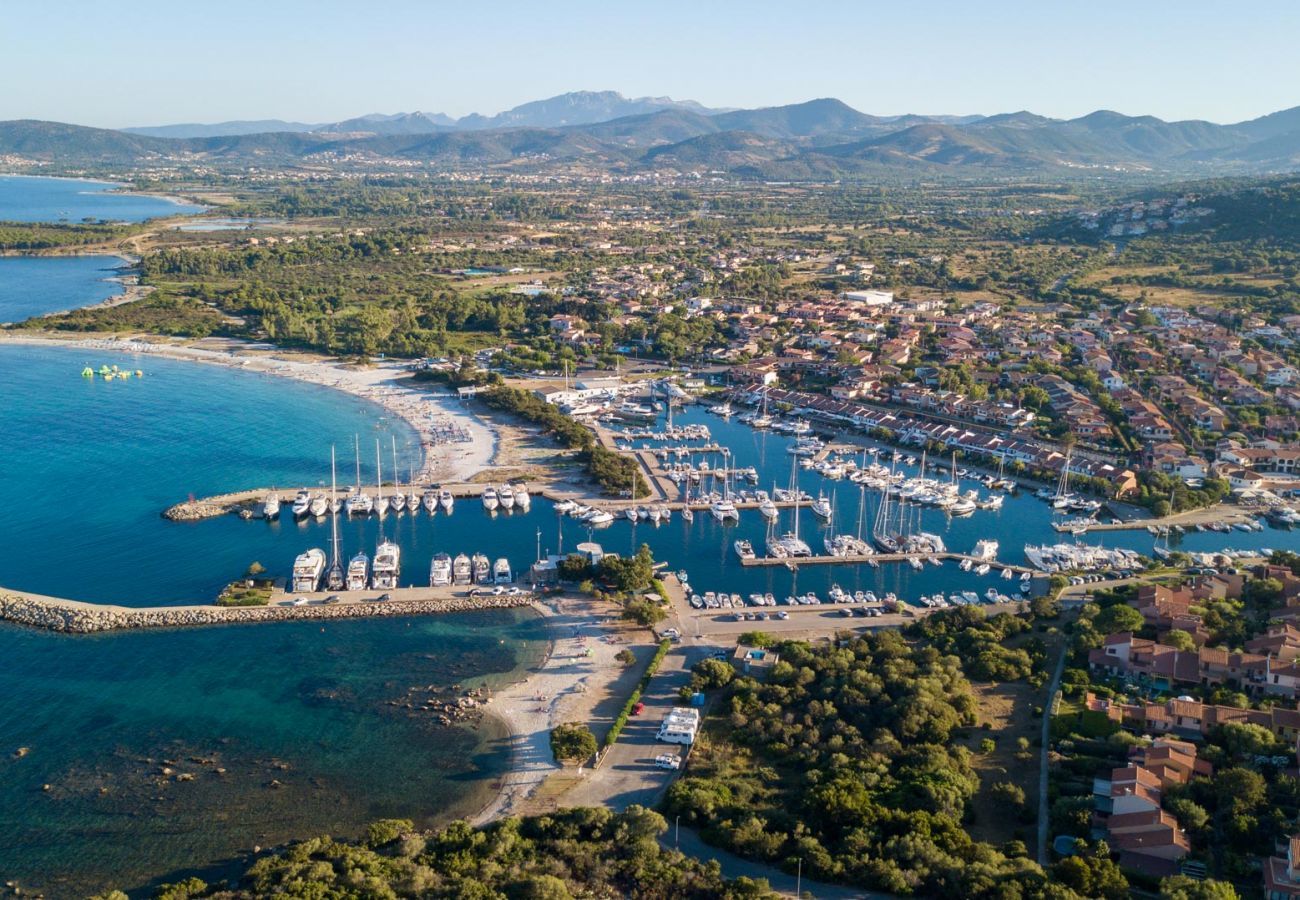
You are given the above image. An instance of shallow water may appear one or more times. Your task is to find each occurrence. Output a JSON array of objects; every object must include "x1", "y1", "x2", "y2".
[
  {"x1": 0, "y1": 254, "x2": 127, "y2": 322},
  {"x1": 0, "y1": 174, "x2": 203, "y2": 223}
]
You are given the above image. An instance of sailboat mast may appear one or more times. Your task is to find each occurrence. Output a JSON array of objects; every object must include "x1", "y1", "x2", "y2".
[
  {"x1": 354, "y1": 434, "x2": 362, "y2": 492},
  {"x1": 391, "y1": 436, "x2": 400, "y2": 495},
  {"x1": 375, "y1": 438, "x2": 383, "y2": 501},
  {"x1": 330, "y1": 446, "x2": 341, "y2": 567}
]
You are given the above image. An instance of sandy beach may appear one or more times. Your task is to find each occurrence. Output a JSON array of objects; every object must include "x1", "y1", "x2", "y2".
[
  {"x1": 0, "y1": 332, "x2": 497, "y2": 484},
  {"x1": 470, "y1": 595, "x2": 628, "y2": 825}
]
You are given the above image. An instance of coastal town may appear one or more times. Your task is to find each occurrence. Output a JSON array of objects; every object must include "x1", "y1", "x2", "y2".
[{"x1": 6, "y1": 11, "x2": 1300, "y2": 894}]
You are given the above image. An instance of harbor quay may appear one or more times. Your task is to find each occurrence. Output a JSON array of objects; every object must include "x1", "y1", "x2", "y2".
[{"x1": 0, "y1": 586, "x2": 535, "y2": 634}]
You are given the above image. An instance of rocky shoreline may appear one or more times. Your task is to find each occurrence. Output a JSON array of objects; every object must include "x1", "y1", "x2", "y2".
[{"x1": 0, "y1": 593, "x2": 535, "y2": 634}]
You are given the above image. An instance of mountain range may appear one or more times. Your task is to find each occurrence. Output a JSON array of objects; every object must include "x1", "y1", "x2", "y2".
[{"x1": 6, "y1": 91, "x2": 1300, "y2": 178}]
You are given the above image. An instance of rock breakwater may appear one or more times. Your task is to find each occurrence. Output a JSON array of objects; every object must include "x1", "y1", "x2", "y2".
[{"x1": 0, "y1": 593, "x2": 535, "y2": 634}]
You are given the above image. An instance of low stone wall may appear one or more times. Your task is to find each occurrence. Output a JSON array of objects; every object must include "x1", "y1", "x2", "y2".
[{"x1": 0, "y1": 593, "x2": 534, "y2": 634}]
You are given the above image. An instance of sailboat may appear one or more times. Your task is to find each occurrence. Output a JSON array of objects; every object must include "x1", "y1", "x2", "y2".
[
  {"x1": 388, "y1": 437, "x2": 406, "y2": 513},
  {"x1": 751, "y1": 387, "x2": 773, "y2": 429},
  {"x1": 373, "y1": 439, "x2": 389, "y2": 517},
  {"x1": 325, "y1": 447, "x2": 346, "y2": 591},
  {"x1": 770, "y1": 456, "x2": 811, "y2": 557},
  {"x1": 345, "y1": 436, "x2": 373, "y2": 516},
  {"x1": 1052, "y1": 448, "x2": 1076, "y2": 510},
  {"x1": 709, "y1": 449, "x2": 739, "y2": 522}
]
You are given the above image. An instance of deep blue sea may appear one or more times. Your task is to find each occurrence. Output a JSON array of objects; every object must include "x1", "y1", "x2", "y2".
[
  {"x1": 0, "y1": 254, "x2": 128, "y2": 322},
  {"x1": 0, "y1": 175, "x2": 204, "y2": 223}
]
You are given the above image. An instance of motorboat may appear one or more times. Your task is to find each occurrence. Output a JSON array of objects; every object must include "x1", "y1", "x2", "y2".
[
  {"x1": 514, "y1": 488, "x2": 531, "y2": 510},
  {"x1": 347, "y1": 552, "x2": 370, "y2": 592},
  {"x1": 371, "y1": 540, "x2": 400, "y2": 590},
  {"x1": 308, "y1": 494, "x2": 329, "y2": 518},
  {"x1": 471, "y1": 552, "x2": 491, "y2": 584},
  {"x1": 493, "y1": 558, "x2": 512, "y2": 584},
  {"x1": 429, "y1": 553, "x2": 452, "y2": 587},
  {"x1": 291, "y1": 490, "x2": 312, "y2": 519},
  {"x1": 734, "y1": 539, "x2": 756, "y2": 560},
  {"x1": 439, "y1": 489, "x2": 455, "y2": 513},
  {"x1": 481, "y1": 487, "x2": 499, "y2": 512},
  {"x1": 811, "y1": 493, "x2": 833, "y2": 520},
  {"x1": 499, "y1": 485, "x2": 515, "y2": 510},
  {"x1": 452, "y1": 553, "x2": 472, "y2": 585},
  {"x1": 759, "y1": 497, "x2": 778, "y2": 520},
  {"x1": 291, "y1": 548, "x2": 326, "y2": 593},
  {"x1": 262, "y1": 492, "x2": 282, "y2": 520}
]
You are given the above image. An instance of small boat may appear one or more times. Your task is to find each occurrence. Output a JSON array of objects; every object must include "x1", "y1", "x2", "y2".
[
  {"x1": 439, "y1": 489, "x2": 455, "y2": 513},
  {"x1": 309, "y1": 495, "x2": 329, "y2": 518},
  {"x1": 625, "y1": 507, "x2": 639, "y2": 522},
  {"x1": 262, "y1": 492, "x2": 282, "y2": 520},
  {"x1": 291, "y1": 489, "x2": 312, "y2": 519},
  {"x1": 811, "y1": 493, "x2": 833, "y2": 520},
  {"x1": 499, "y1": 485, "x2": 516, "y2": 510},
  {"x1": 682, "y1": 506, "x2": 694, "y2": 523},
  {"x1": 585, "y1": 510, "x2": 614, "y2": 526},
  {"x1": 481, "y1": 487, "x2": 499, "y2": 512},
  {"x1": 759, "y1": 497, "x2": 778, "y2": 520},
  {"x1": 514, "y1": 488, "x2": 531, "y2": 510},
  {"x1": 734, "y1": 539, "x2": 756, "y2": 560}
]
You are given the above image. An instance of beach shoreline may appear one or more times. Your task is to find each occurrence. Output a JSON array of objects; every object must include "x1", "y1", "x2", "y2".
[
  {"x1": 468, "y1": 594, "x2": 629, "y2": 825},
  {"x1": 0, "y1": 332, "x2": 496, "y2": 484}
]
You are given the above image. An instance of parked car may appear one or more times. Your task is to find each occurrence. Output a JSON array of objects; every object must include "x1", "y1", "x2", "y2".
[{"x1": 655, "y1": 754, "x2": 681, "y2": 770}]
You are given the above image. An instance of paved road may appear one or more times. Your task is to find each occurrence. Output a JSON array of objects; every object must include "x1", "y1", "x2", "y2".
[
  {"x1": 1037, "y1": 636, "x2": 1070, "y2": 865},
  {"x1": 667, "y1": 826, "x2": 887, "y2": 899},
  {"x1": 559, "y1": 641, "x2": 710, "y2": 811}
]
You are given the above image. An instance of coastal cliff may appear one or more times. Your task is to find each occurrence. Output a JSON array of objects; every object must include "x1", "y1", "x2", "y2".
[{"x1": 0, "y1": 593, "x2": 535, "y2": 634}]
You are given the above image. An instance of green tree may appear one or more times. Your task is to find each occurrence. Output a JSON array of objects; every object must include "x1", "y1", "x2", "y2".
[
  {"x1": 1158, "y1": 875, "x2": 1240, "y2": 900},
  {"x1": 550, "y1": 722, "x2": 598, "y2": 763},
  {"x1": 1094, "y1": 604, "x2": 1144, "y2": 634},
  {"x1": 1164, "y1": 629, "x2": 1196, "y2": 651}
]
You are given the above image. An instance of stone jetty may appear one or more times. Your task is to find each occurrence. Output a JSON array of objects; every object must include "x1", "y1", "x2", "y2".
[{"x1": 0, "y1": 592, "x2": 534, "y2": 634}]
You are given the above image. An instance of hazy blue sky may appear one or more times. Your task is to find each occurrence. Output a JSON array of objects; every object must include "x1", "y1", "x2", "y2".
[{"x1": 3, "y1": 0, "x2": 1296, "y2": 127}]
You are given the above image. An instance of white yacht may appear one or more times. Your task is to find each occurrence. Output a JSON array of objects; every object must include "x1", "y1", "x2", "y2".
[
  {"x1": 429, "y1": 552, "x2": 452, "y2": 587},
  {"x1": 514, "y1": 488, "x2": 531, "y2": 510},
  {"x1": 472, "y1": 552, "x2": 492, "y2": 584},
  {"x1": 371, "y1": 540, "x2": 400, "y2": 590},
  {"x1": 262, "y1": 492, "x2": 282, "y2": 520},
  {"x1": 499, "y1": 485, "x2": 516, "y2": 510},
  {"x1": 493, "y1": 558, "x2": 512, "y2": 584},
  {"x1": 291, "y1": 548, "x2": 326, "y2": 593},
  {"x1": 309, "y1": 494, "x2": 329, "y2": 518},
  {"x1": 345, "y1": 491, "x2": 373, "y2": 516},
  {"x1": 346, "y1": 552, "x2": 370, "y2": 592},
  {"x1": 759, "y1": 497, "x2": 778, "y2": 520},
  {"x1": 481, "y1": 487, "x2": 499, "y2": 512},
  {"x1": 709, "y1": 401, "x2": 733, "y2": 417},
  {"x1": 452, "y1": 553, "x2": 472, "y2": 585},
  {"x1": 811, "y1": 493, "x2": 833, "y2": 520},
  {"x1": 439, "y1": 489, "x2": 455, "y2": 513},
  {"x1": 422, "y1": 491, "x2": 439, "y2": 514},
  {"x1": 625, "y1": 507, "x2": 639, "y2": 522},
  {"x1": 291, "y1": 489, "x2": 312, "y2": 519},
  {"x1": 710, "y1": 499, "x2": 739, "y2": 523},
  {"x1": 585, "y1": 509, "x2": 614, "y2": 526},
  {"x1": 972, "y1": 539, "x2": 1000, "y2": 561}
]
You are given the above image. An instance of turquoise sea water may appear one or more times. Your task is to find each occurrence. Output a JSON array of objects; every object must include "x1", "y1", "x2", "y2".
[
  {"x1": 0, "y1": 254, "x2": 128, "y2": 322},
  {"x1": 0, "y1": 346, "x2": 545, "y2": 896},
  {"x1": 0, "y1": 175, "x2": 204, "y2": 223}
]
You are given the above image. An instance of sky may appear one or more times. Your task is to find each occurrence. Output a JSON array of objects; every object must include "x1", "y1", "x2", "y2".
[{"x1": 2, "y1": 0, "x2": 1297, "y2": 128}]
